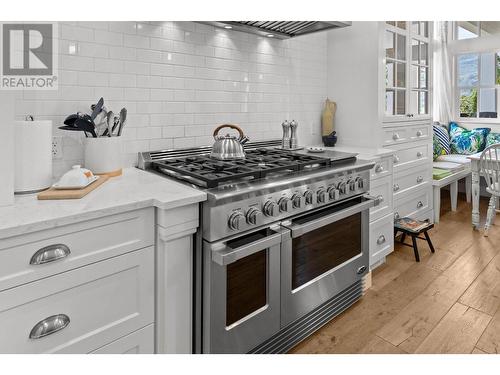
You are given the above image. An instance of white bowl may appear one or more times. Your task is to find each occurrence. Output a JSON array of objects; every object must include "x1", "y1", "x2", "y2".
[{"x1": 53, "y1": 165, "x2": 98, "y2": 189}]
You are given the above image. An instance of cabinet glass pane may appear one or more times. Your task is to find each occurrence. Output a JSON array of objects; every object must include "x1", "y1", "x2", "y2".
[
  {"x1": 410, "y1": 90, "x2": 418, "y2": 115},
  {"x1": 420, "y1": 42, "x2": 428, "y2": 65},
  {"x1": 458, "y1": 54, "x2": 479, "y2": 87},
  {"x1": 385, "y1": 31, "x2": 395, "y2": 59},
  {"x1": 412, "y1": 39, "x2": 419, "y2": 64},
  {"x1": 419, "y1": 91, "x2": 428, "y2": 114},
  {"x1": 420, "y1": 67, "x2": 428, "y2": 88},
  {"x1": 396, "y1": 21, "x2": 407, "y2": 30},
  {"x1": 396, "y1": 62, "x2": 406, "y2": 87},
  {"x1": 396, "y1": 90, "x2": 406, "y2": 115},
  {"x1": 411, "y1": 65, "x2": 418, "y2": 89},
  {"x1": 396, "y1": 34, "x2": 406, "y2": 60},
  {"x1": 459, "y1": 88, "x2": 477, "y2": 117},
  {"x1": 385, "y1": 90, "x2": 395, "y2": 115},
  {"x1": 479, "y1": 88, "x2": 497, "y2": 118},
  {"x1": 386, "y1": 62, "x2": 395, "y2": 87}
]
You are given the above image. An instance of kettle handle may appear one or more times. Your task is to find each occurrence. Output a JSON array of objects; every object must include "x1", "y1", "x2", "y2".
[{"x1": 213, "y1": 124, "x2": 244, "y2": 140}]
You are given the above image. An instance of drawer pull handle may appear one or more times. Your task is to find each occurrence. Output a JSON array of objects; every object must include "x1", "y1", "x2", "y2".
[
  {"x1": 393, "y1": 184, "x2": 400, "y2": 192},
  {"x1": 392, "y1": 133, "x2": 400, "y2": 141},
  {"x1": 375, "y1": 165, "x2": 384, "y2": 173},
  {"x1": 417, "y1": 201, "x2": 424, "y2": 208},
  {"x1": 393, "y1": 155, "x2": 400, "y2": 163},
  {"x1": 29, "y1": 314, "x2": 70, "y2": 339},
  {"x1": 30, "y1": 244, "x2": 71, "y2": 265},
  {"x1": 417, "y1": 176, "x2": 424, "y2": 183},
  {"x1": 394, "y1": 212, "x2": 400, "y2": 219},
  {"x1": 416, "y1": 130, "x2": 423, "y2": 137},
  {"x1": 377, "y1": 235, "x2": 386, "y2": 245},
  {"x1": 417, "y1": 151, "x2": 423, "y2": 158}
]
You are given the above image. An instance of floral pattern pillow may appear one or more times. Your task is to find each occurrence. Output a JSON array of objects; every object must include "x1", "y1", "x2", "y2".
[
  {"x1": 433, "y1": 135, "x2": 445, "y2": 160},
  {"x1": 449, "y1": 122, "x2": 490, "y2": 155},
  {"x1": 486, "y1": 132, "x2": 500, "y2": 147}
]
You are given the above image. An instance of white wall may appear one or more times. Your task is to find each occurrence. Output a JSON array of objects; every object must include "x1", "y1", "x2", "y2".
[
  {"x1": 326, "y1": 22, "x2": 380, "y2": 147},
  {"x1": 17, "y1": 22, "x2": 328, "y2": 177}
]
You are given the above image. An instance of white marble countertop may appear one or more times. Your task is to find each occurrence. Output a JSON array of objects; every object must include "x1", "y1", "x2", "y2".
[
  {"x1": 308, "y1": 144, "x2": 394, "y2": 160},
  {"x1": 0, "y1": 168, "x2": 206, "y2": 240}
]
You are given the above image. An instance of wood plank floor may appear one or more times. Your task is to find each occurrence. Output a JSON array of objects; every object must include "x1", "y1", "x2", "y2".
[{"x1": 290, "y1": 192, "x2": 500, "y2": 354}]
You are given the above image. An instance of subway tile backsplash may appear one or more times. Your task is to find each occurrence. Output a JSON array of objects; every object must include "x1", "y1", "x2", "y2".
[{"x1": 16, "y1": 21, "x2": 327, "y2": 177}]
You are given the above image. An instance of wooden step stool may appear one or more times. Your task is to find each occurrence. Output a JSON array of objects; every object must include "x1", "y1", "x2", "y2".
[{"x1": 394, "y1": 219, "x2": 435, "y2": 262}]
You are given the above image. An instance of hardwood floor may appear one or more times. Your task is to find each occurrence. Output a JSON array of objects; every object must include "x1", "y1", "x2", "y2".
[{"x1": 290, "y1": 192, "x2": 500, "y2": 354}]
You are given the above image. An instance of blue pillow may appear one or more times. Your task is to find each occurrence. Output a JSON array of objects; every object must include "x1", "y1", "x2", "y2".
[
  {"x1": 433, "y1": 124, "x2": 451, "y2": 155},
  {"x1": 449, "y1": 122, "x2": 490, "y2": 155},
  {"x1": 486, "y1": 132, "x2": 500, "y2": 147}
]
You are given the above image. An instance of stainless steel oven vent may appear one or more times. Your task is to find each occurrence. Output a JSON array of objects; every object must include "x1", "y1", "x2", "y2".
[{"x1": 202, "y1": 21, "x2": 351, "y2": 39}]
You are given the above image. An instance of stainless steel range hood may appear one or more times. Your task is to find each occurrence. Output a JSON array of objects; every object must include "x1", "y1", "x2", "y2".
[{"x1": 202, "y1": 21, "x2": 351, "y2": 39}]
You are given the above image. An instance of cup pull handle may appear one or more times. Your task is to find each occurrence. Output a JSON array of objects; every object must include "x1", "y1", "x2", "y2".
[
  {"x1": 30, "y1": 244, "x2": 71, "y2": 265},
  {"x1": 29, "y1": 314, "x2": 70, "y2": 339}
]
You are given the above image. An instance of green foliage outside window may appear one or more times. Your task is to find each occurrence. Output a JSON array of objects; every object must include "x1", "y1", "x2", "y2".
[{"x1": 460, "y1": 88, "x2": 477, "y2": 117}]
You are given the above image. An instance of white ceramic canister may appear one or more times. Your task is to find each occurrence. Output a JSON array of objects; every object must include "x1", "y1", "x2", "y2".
[{"x1": 84, "y1": 137, "x2": 123, "y2": 176}]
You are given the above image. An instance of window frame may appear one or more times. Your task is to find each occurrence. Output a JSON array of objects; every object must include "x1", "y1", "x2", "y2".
[{"x1": 450, "y1": 21, "x2": 500, "y2": 124}]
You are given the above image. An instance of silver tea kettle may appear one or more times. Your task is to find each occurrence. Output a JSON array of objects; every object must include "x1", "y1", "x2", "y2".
[{"x1": 210, "y1": 124, "x2": 250, "y2": 160}]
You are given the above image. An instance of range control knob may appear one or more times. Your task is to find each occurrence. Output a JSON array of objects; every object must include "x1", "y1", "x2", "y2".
[
  {"x1": 263, "y1": 200, "x2": 279, "y2": 217},
  {"x1": 355, "y1": 177, "x2": 364, "y2": 189},
  {"x1": 291, "y1": 193, "x2": 304, "y2": 209},
  {"x1": 337, "y1": 181, "x2": 347, "y2": 195},
  {"x1": 317, "y1": 188, "x2": 326, "y2": 203},
  {"x1": 303, "y1": 190, "x2": 314, "y2": 205},
  {"x1": 228, "y1": 211, "x2": 245, "y2": 230},
  {"x1": 347, "y1": 178, "x2": 356, "y2": 192},
  {"x1": 246, "y1": 207, "x2": 262, "y2": 225},
  {"x1": 327, "y1": 186, "x2": 339, "y2": 201},
  {"x1": 278, "y1": 197, "x2": 292, "y2": 212}
]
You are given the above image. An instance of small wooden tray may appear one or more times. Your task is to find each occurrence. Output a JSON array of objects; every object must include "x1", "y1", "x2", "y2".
[{"x1": 38, "y1": 175, "x2": 109, "y2": 200}]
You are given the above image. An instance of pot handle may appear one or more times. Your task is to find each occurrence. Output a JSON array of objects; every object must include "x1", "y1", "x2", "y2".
[{"x1": 213, "y1": 124, "x2": 244, "y2": 140}]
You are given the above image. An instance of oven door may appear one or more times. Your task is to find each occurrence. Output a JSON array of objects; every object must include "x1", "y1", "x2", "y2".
[
  {"x1": 280, "y1": 195, "x2": 378, "y2": 327},
  {"x1": 203, "y1": 226, "x2": 286, "y2": 353}
]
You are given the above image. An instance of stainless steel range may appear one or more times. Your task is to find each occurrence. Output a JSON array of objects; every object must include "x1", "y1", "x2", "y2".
[{"x1": 138, "y1": 140, "x2": 378, "y2": 354}]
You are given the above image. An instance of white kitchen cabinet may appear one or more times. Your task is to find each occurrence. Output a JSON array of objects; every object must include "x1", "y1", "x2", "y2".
[
  {"x1": 0, "y1": 247, "x2": 154, "y2": 354},
  {"x1": 155, "y1": 203, "x2": 199, "y2": 354},
  {"x1": 327, "y1": 21, "x2": 434, "y2": 227},
  {"x1": 91, "y1": 324, "x2": 154, "y2": 354}
]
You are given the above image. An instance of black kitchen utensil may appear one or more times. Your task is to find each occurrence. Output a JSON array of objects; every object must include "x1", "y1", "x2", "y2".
[
  {"x1": 63, "y1": 112, "x2": 85, "y2": 126},
  {"x1": 75, "y1": 115, "x2": 97, "y2": 138},
  {"x1": 117, "y1": 108, "x2": 127, "y2": 136},
  {"x1": 90, "y1": 97, "x2": 104, "y2": 120}
]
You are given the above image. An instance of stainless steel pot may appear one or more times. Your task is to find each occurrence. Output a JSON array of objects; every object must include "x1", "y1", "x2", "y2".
[{"x1": 210, "y1": 124, "x2": 249, "y2": 160}]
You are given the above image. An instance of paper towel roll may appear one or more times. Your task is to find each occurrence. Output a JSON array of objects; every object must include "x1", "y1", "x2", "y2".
[
  {"x1": 0, "y1": 94, "x2": 15, "y2": 206},
  {"x1": 14, "y1": 120, "x2": 53, "y2": 194}
]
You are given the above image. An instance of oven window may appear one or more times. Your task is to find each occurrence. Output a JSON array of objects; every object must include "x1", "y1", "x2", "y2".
[
  {"x1": 292, "y1": 213, "x2": 361, "y2": 290},
  {"x1": 226, "y1": 250, "x2": 267, "y2": 326}
]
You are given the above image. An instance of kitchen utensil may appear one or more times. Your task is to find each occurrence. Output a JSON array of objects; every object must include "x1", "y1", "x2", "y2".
[
  {"x1": 321, "y1": 99, "x2": 336, "y2": 137},
  {"x1": 322, "y1": 131, "x2": 337, "y2": 147},
  {"x1": 75, "y1": 115, "x2": 97, "y2": 138},
  {"x1": 52, "y1": 165, "x2": 99, "y2": 189},
  {"x1": 290, "y1": 120, "x2": 298, "y2": 149},
  {"x1": 281, "y1": 120, "x2": 290, "y2": 149},
  {"x1": 104, "y1": 110, "x2": 114, "y2": 137},
  {"x1": 210, "y1": 124, "x2": 250, "y2": 160},
  {"x1": 307, "y1": 147, "x2": 325, "y2": 153},
  {"x1": 63, "y1": 112, "x2": 84, "y2": 126},
  {"x1": 111, "y1": 116, "x2": 120, "y2": 136},
  {"x1": 38, "y1": 175, "x2": 109, "y2": 200},
  {"x1": 90, "y1": 97, "x2": 104, "y2": 120},
  {"x1": 116, "y1": 108, "x2": 127, "y2": 136}
]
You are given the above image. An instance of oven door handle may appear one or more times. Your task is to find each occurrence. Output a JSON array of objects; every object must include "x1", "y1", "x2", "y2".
[
  {"x1": 211, "y1": 230, "x2": 283, "y2": 266},
  {"x1": 285, "y1": 194, "x2": 380, "y2": 238}
]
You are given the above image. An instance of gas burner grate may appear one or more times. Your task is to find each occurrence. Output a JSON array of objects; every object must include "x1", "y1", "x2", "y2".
[{"x1": 152, "y1": 149, "x2": 331, "y2": 188}]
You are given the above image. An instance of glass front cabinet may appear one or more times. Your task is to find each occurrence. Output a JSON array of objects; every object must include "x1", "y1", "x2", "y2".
[{"x1": 383, "y1": 21, "x2": 432, "y2": 123}]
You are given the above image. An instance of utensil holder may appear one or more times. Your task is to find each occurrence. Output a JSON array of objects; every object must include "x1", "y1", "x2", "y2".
[{"x1": 84, "y1": 137, "x2": 123, "y2": 176}]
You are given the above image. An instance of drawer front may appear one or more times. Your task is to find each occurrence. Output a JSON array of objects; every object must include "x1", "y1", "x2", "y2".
[
  {"x1": 370, "y1": 176, "x2": 393, "y2": 221},
  {"x1": 371, "y1": 157, "x2": 392, "y2": 180},
  {"x1": 408, "y1": 123, "x2": 430, "y2": 142},
  {"x1": 383, "y1": 123, "x2": 431, "y2": 146},
  {"x1": 0, "y1": 208, "x2": 154, "y2": 292},
  {"x1": 91, "y1": 324, "x2": 154, "y2": 354},
  {"x1": 369, "y1": 214, "x2": 394, "y2": 269},
  {"x1": 392, "y1": 143, "x2": 430, "y2": 172},
  {"x1": 0, "y1": 247, "x2": 154, "y2": 354},
  {"x1": 393, "y1": 165, "x2": 431, "y2": 196},
  {"x1": 394, "y1": 185, "x2": 431, "y2": 219}
]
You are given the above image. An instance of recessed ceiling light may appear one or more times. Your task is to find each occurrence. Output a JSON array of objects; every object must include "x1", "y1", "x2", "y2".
[
  {"x1": 224, "y1": 25, "x2": 232, "y2": 29},
  {"x1": 267, "y1": 34, "x2": 274, "y2": 38}
]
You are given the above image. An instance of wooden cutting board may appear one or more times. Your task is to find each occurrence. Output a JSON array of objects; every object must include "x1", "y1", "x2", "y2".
[{"x1": 37, "y1": 175, "x2": 109, "y2": 200}]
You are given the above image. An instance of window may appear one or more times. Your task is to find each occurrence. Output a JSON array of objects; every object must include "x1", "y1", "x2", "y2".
[
  {"x1": 456, "y1": 21, "x2": 500, "y2": 40},
  {"x1": 457, "y1": 52, "x2": 500, "y2": 118}
]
